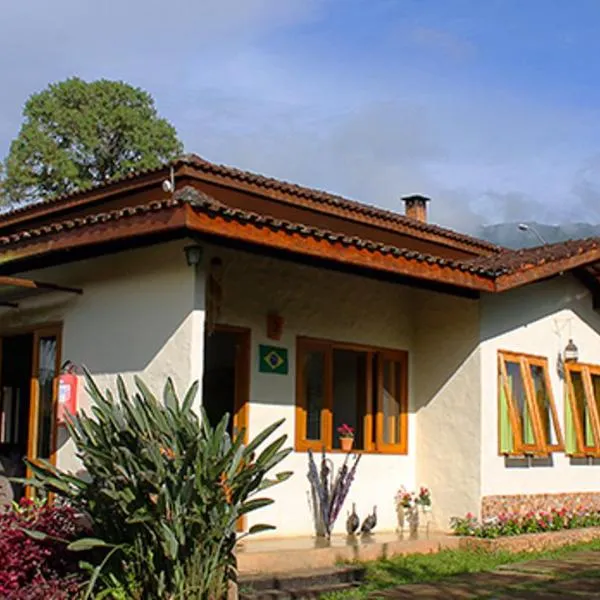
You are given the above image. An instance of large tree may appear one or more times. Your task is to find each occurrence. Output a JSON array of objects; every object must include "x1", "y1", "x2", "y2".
[{"x1": 3, "y1": 78, "x2": 183, "y2": 203}]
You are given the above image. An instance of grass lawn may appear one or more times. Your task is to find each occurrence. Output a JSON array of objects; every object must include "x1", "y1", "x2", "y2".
[{"x1": 322, "y1": 538, "x2": 600, "y2": 598}]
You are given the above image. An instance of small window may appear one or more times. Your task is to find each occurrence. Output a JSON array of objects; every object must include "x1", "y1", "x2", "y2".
[
  {"x1": 296, "y1": 338, "x2": 408, "y2": 454},
  {"x1": 565, "y1": 363, "x2": 600, "y2": 456},
  {"x1": 498, "y1": 351, "x2": 563, "y2": 455}
]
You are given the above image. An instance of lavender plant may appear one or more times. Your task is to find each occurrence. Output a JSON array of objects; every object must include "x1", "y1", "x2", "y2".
[{"x1": 307, "y1": 449, "x2": 361, "y2": 538}]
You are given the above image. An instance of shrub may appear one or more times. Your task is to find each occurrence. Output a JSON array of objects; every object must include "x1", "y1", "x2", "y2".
[
  {"x1": 450, "y1": 506, "x2": 600, "y2": 539},
  {"x1": 0, "y1": 498, "x2": 85, "y2": 598},
  {"x1": 25, "y1": 372, "x2": 292, "y2": 599}
]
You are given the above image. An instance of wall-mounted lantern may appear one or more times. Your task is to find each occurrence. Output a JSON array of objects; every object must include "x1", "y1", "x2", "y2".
[
  {"x1": 184, "y1": 244, "x2": 203, "y2": 267},
  {"x1": 564, "y1": 338, "x2": 579, "y2": 363}
]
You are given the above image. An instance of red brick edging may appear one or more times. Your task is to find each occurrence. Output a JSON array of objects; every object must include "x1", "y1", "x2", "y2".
[{"x1": 459, "y1": 526, "x2": 600, "y2": 553}]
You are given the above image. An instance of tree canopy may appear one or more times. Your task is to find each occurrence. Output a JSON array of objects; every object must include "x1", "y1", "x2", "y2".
[{"x1": 2, "y1": 78, "x2": 183, "y2": 203}]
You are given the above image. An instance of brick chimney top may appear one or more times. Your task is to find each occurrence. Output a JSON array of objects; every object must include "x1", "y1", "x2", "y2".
[{"x1": 402, "y1": 194, "x2": 430, "y2": 222}]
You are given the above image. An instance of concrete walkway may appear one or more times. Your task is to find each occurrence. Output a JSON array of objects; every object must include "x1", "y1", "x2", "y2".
[
  {"x1": 370, "y1": 550, "x2": 600, "y2": 598},
  {"x1": 237, "y1": 531, "x2": 457, "y2": 575}
]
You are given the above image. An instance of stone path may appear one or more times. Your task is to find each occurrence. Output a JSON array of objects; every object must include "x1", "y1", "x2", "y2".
[{"x1": 369, "y1": 550, "x2": 600, "y2": 598}]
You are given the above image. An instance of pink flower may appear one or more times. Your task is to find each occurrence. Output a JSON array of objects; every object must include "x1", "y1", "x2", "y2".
[{"x1": 337, "y1": 424, "x2": 354, "y2": 438}]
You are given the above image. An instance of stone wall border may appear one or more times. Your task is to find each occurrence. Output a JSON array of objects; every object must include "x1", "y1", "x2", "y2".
[
  {"x1": 459, "y1": 526, "x2": 600, "y2": 553},
  {"x1": 481, "y1": 493, "x2": 600, "y2": 518}
]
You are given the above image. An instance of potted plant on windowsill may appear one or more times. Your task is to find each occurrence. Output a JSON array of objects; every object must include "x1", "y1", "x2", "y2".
[{"x1": 338, "y1": 424, "x2": 355, "y2": 452}]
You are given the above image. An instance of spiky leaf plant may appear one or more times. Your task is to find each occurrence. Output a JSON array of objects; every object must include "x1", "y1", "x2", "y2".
[{"x1": 24, "y1": 371, "x2": 292, "y2": 599}]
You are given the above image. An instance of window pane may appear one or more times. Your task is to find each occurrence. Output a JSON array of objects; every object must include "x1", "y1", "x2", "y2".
[
  {"x1": 36, "y1": 336, "x2": 57, "y2": 459},
  {"x1": 302, "y1": 350, "x2": 325, "y2": 441},
  {"x1": 382, "y1": 358, "x2": 402, "y2": 445},
  {"x1": 332, "y1": 350, "x2": 366, "y2": 450},
  {"x1": 505, "y1": 361, "x2": 535, "y2": 445},
  {"x1": 571, "y1": 371, "x2": 593, "y2": 446},
  {"x1": 530, "y1": 364, "x2": 556, "y2": 445}
]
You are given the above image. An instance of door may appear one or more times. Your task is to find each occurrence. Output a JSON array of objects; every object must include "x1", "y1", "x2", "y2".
[
  {"x1": 0, "y1": 335, "x2": 34, "y2": 505},
  {"x1": 202, "y1": 326, "x2": 250, "y2": 532},
  {"x1": 0, "y1": 326, "x2": 61, "y2": 505},
  {"x1": 27, "y1": 328, "x2": 62, "y2": 476},
  {"x1": 202, "y1": 326, "x2": 250, "y2": 442}
]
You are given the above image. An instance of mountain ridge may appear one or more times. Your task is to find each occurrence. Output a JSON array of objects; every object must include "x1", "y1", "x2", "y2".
[{"x1": 476, "y1": 222, "x2": 600, "y2": 249}]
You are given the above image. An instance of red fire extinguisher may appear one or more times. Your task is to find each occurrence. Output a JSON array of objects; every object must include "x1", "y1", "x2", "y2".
[{"x1": 57, "y1": 361, "x2": 78, "y2": 424}]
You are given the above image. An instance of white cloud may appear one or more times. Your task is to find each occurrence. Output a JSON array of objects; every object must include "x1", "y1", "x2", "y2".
[{"x1": 2, "y1": 2, "x2": 600, "y2": 233}]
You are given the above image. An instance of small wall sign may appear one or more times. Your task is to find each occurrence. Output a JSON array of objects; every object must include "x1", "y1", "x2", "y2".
[{"x1": 259, "y1": 345, "x2": 288, "y2": 375}]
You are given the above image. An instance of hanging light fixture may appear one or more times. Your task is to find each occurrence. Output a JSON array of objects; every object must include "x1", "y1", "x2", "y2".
[{"x1": 564, "y1": 338, "x2": 579, "y2": 363}]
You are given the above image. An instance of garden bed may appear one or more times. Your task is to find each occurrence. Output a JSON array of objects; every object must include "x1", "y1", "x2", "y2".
[{"x1": 459, "y1": 526, "x2": 600, "y2": 553}]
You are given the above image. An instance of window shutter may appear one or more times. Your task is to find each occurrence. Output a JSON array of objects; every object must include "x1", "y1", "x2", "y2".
[
  {"x1": 499, "y1": 380, "x2": 514, "y2": 454},
  {"x1": 565, "y1": 389, "x2": 578, "y2": 455},
  {"x1": 524, "y1": 402, "x2": 535, "y2": 445}
]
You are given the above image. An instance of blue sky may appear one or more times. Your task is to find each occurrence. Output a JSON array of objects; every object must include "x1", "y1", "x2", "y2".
[{"x1": 2, "y1": 0, "x2": 600, "y2": 231}]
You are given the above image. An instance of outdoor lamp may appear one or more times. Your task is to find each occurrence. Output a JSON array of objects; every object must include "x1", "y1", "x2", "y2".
[
  {"x1": 564, "y1": 338, "x2": 579, "y2": 363},
  {"x1": 184, "y1": 244, "x2": 203, "y2": 267}
]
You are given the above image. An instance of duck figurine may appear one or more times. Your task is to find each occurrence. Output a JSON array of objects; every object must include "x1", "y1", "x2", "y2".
[
  {"x1": 346, "y1": 503, "x2": 360, "y2": 535},
  {"x1": 360, "y1": 505, "x2": 377, "y2": 535}
]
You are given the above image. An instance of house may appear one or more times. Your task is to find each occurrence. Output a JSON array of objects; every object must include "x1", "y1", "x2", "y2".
[{"x1": 1, "y1": 154, "x2": 600, "y2": 537}]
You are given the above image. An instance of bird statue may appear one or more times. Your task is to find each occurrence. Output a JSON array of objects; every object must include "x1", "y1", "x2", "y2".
[
  {"x1": 346, "y1": 503, "x2": 360, "y2": 535},
  {"x1": 360, "y1": 505, "x2": 377, "y2": 535}
]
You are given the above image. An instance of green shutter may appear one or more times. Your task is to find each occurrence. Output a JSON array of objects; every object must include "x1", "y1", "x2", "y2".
[
  {"x1": 565, "y1": 390, "x2": 578, "y2": 455},
  {"x1": 524, "y1": 400, "x2": 535, "y2": 445},
  {"x1": 499, "y1": 379, "x2": 514, "y2": 453},
  {"x1": 585, "y1": 408, "x2": 594, "y2": 447}
]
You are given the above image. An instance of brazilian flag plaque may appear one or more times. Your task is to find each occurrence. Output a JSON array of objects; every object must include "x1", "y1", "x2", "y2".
[{"x1": 259, "y1": 345, "x2": 288, "y2": 375}]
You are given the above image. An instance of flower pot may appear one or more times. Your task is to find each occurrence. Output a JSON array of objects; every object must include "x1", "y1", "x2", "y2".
[{"x1": 340, "y1": 437, "x2": 354, "y2": 452}]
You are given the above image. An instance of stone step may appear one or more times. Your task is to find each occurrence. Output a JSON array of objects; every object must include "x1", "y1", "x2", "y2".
[
  {"x1": 239, "y1": 565, "x2": 365, "y2": 599},
  {"x1": 240, "y1": 581, "x2": 359, "y2": 600}
]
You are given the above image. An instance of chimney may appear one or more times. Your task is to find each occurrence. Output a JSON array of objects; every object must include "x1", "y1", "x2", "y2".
[{"x1": 402, "y1": 194, "x2": 430, "y2": 222}]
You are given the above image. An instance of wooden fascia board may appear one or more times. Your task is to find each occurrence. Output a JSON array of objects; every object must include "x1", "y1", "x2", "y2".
[
  {"x1": 0, "y1": 275, "x2": 82, "y2": 295},
  {"x1": 0, "y1": 169, "x2": 171, "y2": 230},
  {"x1": 0, "y1": 205, "x2": 187, "y2": 268},
  {"x1": 184, "y1": 205, "x2": 495, "y2": 292},
  {"x1": 178, "y1": 165, "x2": 495, "y2": 258},
  {"x1": 494, "y1": 249, "x2": 600, "y2": 292}
]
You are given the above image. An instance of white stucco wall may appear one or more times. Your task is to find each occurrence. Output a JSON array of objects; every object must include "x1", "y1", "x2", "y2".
[
  {"x1": 211, "y1": 246, "x2": 417, "y2": 536},
  {"x1": 413, "y1": 290, "x2": 481, "y2": 530},
  {"x1": 480, "y1": 274, "x2": 600, "y2": 499},
  {"x1": 0, "y1": 241, "x2": 202, "y2": 473}
]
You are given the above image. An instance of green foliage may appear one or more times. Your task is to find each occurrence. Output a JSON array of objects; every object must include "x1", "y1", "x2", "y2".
[
  {"x1": 25, "y1": 371, "x2": 292, "y2": 599},
  {"x1": 3, "y1": 78, "x2": 183, "y2": 202}
]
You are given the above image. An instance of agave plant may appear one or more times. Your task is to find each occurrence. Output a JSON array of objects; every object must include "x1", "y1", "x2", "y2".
[{"x1": 23, "y1": 371, "x2": 292, "y2": 599}]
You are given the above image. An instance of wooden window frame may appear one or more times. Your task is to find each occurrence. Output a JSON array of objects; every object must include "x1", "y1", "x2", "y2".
[
  {"x1": 26, "y1": 325, "x2": 63, "y2": 489},
  {"x1": 565, "y1": 362, "x2": 600, "y2": 457},
  {"x1": 498, "y1": 350, "x2": 564, "y2": 456},
  {"x1": 295, "y1": 337, "x2": 408, "y2": 455}
]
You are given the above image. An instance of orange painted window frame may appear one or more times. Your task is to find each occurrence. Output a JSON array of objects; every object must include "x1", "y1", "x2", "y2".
[
  {"x1": 295, "y1": 337, "x2": 408, "y2": 455},
  {"x1": 565, "y1": 362, "x2": 600, "y2": 457},
  {"x1": 498, "y1": 350, "x2": 564, "y2": 456}
]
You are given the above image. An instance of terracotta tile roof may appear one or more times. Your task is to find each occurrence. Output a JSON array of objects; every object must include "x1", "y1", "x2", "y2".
[
  {"x1": 0, "y1": 186, "x2": 498, "y2": 278},
  {"x1": 178, "y1": 154, "x2": 501, "y2": 253},
  {"x1": 174, "y1": 187, "x2": 499, "y2": 276},
  {"x1": 0, "y1": 197, "x2": 185, "y2": 246},
  {"x1": 4, "y1": 186, "x2": 600, "y2": 295},
  {"x1": 0, "y1": 162, "x2": 170, "y2": 219},
  {"x1": 467, "y1": 238, "x2": 600, "y2": 275},
  {"x1": 0, "y1": 153, "x2": 501, "y2": 254}
]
